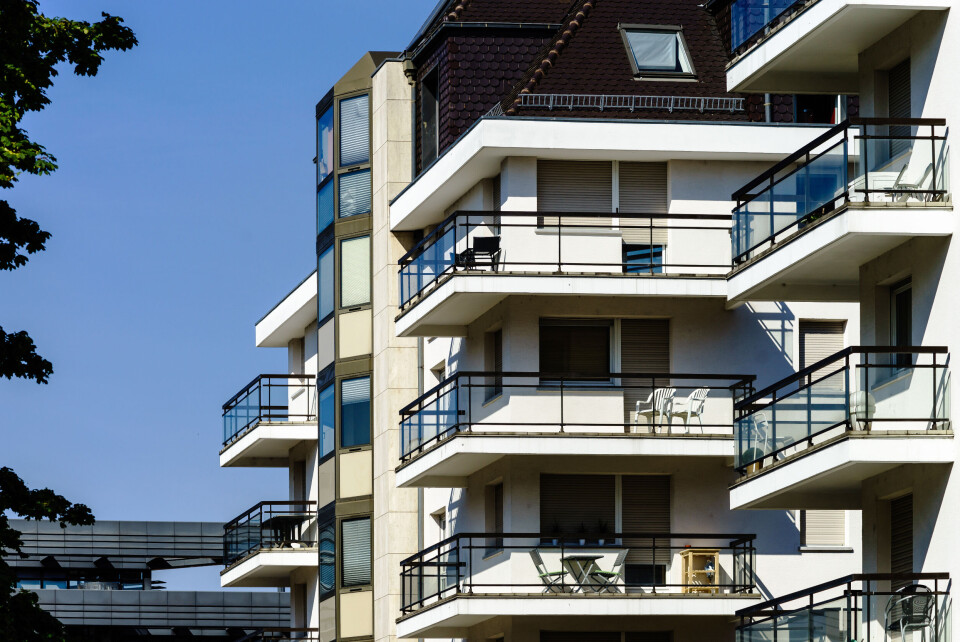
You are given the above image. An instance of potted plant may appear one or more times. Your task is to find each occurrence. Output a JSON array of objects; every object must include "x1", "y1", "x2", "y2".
[
  {"x1": 742, "y1": 448, "x2": 765, "y2": 474},
  {"x1": 549, "y1": 519, "x2": 561, "y2": 546},
  {"x1": 578, "y1": 522, "x2": 588, "y2": 546},
  {"x1": 596, "y1": 518, "x2": 611, "y2": 546}
]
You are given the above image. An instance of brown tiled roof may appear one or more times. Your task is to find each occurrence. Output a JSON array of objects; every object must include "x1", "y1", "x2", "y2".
[{"x1": 501, "y1": 0, "x2": 752, "y2": 121}]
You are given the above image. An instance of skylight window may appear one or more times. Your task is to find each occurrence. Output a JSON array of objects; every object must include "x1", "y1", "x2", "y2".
[{"x1": 620, "y1": 25, "x2": 695, "y2": 79}]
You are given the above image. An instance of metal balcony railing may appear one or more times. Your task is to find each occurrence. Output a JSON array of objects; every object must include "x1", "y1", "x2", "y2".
[
  {"x1": 239, "y1": 630, "x2": 320, "y2": 642},
  {"x1": 737, "y1": 573, "x2": 950, "y2": 642},
  {"x1": 399, "y1": 371, "x2": 756, "y2": 462},
  {"x1": 731, "y1": 118, "x2": 948, "y2": 266},
  {"x1": 401, "y1": 531, "x2": 757, "y2": 615},
  {"x1": 398, "y1": 210, "x2": 733, "y2": 309},
  {"x1": 728, "y1": 0, "x2": 807, "y2": 52},
  {"x1": 222, "y1": 375, "x2": 317, "y2": 447},
  {"x1": 734, "y1": 347, "x2": 951, "y2": 475},
  {"x1": 223, "y1": 501, "x2": 318, "y2": 567}
]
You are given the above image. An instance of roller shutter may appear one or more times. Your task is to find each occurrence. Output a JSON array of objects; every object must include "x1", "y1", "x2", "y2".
[
  {"x1": 537, "y1": 160, "x2": 613, "y2": 228},
  {"x1": 621, "y1": 319, "x2": 670, "y2": 424},
  {"x1": 340, "y1": 236, "x2": 371, "y2": 307},
  {"x1": 339, "y1": 94, "x2": 369, "y2": 167},
  {"x1": 620, "y1": 162, "x2": 668, "y2": 245},
  {"x1": 800, "y1": 320, "x2": 845, "y2": 388},
  {"x1": 341, "y1": 517, "x2": 371, "y2": 586},
  {"x1": 891, "y1": 494, "x2": 913, "y2": 590},
  {"x1": 540, "y1": 474, "x2": 615, "y2": 536},
  {"x1": 622, "y1": 475, "x2": 671, "y2": 565},
  {"x1": 888, "y1": 59, "x2": 911, "y2": 158},
  {"x1": 802, "y1": 510, "x2": 845, "y2": 547}
]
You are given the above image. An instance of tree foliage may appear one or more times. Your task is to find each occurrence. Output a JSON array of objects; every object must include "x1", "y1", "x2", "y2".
[
  {"x1": 0, "y1": 467, "x2": 94, "y2": 641},
  {"x1": 0, "y1": 0, "x2": 137, "y2": 382}
]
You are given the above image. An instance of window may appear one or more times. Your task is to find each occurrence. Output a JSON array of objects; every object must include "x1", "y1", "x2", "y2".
[
  {"x1": 318, "y1": 246, "x2": 334, "y2": 322},
  {"x1": 623, "y1": 244, "x2": 663, "y2": 273},
  {"x1": 621, "y1": 26, "x2": 695, "y2": 78},
  {"x1": 339, "y1": 94, "x2": 369, "y2": 167},
  {"x1": 485, "y1": 482, "x2": 504, "y2": 553},
  {"x1": 338, "y1": 168, "x2": 371, "y2": 218},
  {"x1": 539, "y1": 319, "x2": 611, "y2": 381},
  {"x1": 420, "y1": 68, "x2": 439, "y2": 168},
  {"x1": 341, "y1": 517, "x2": 371, "y2": 587},
  {"x1": 485, "y1": 329, "x2": 502, "y2": 401},
  {"x1": 340, "y1": 376, "x2": 371, "y2": 448},
  {"x1": 319, "y1": 505, "x2": 335, "y2": 596},
  {"x1": 888, "y1": 59, "x2": 911, "y2": 158},
  {"x1": 801, "y1": 510, "x2": 845, "y2": 547},
  {"x1": 540, "y1": 474, "x2": 615, "y2": 537},
  {"x1": 890, "y1": 494, "x2": 913, "y2": 590},
  {"x1": 317, "y1": 180, "x2": 334, "y2": 233},
  {"x1": 317, "y1": 106, "x2": 334, "y2": 184},
  {"x1": 319, "y1": 383, "x2": 334, "y2": 460},
  {"x1": 890, "y1": 279, "x2": 912, "y2": 368},
  {"x1": 340, "y1": 236, "x2": 370, "y2": 308}
]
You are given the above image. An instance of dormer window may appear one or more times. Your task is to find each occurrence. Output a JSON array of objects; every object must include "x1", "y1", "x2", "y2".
[{"x1": 620, "y1": 25, "x2": 696, "y2": 79}]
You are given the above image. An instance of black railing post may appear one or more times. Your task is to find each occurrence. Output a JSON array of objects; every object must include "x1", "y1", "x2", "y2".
[
  {"x1": 846, "y1": 353, "x2": 853, "y2": 431},
  {"x1": 651, "y1": 536, "x2": 657, "y2": 594},
  {"x1": 932, "y1": 352, "x2": 938, "y2": 429},
  {"x1": 843, "y1": 125, "x2": 850, "y2": 204},
  {"x1": 557, "y1": 214, "x2": 563, "y2": 273},
  {"x1": 863, "y1": 123, "x2": 871, "y2": 203}
]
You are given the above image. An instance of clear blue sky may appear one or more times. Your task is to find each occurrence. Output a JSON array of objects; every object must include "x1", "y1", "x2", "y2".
[{"x1": 1, "y1": 0, "x2": 434, "y2": 589}]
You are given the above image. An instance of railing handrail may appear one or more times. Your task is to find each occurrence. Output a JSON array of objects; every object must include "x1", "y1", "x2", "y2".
[
  {"x1": 397, "y1": 209, "x2": 733, "y2": 265},
  {"x1": 736, "y1": 346, "x2": 949, "y2": 412},
  {"x1": 400, "y1": 531, "x2": 757, "y2": 567},
  {"x1": 223, "y1": 500, "x2": 318, "y2": 531},
  {"x1": 222, "y1": 374, "x2": 317, "y2": 412},
  {"x1": 731, "y1": 117, "x2": 947, "y2": 204},
  {"x1": 736, "y1": 572, "x2": 951, "y2": 617},
  {"x1": 400, "y1": 370, "x2": 757, "y2": 416}
]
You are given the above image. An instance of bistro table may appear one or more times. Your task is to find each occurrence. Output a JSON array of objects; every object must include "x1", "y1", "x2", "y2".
[{"x1": 560, "y1": 554, "x2": 604, "y2": 592}]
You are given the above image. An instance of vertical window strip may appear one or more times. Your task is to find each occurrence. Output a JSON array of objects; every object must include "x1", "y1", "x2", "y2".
[
  {"x1": 341, "y1": 517, "x2": 371, "y2": 586},
  {"x1": 318, "y1": 246, "x2": 334, "y2": 321},
  {"x1": 340, "y1": 236, "x2": 371, "y2": 308},
  {"x1": 339, "y1": 94, "x2": 370, "y2": 167}
]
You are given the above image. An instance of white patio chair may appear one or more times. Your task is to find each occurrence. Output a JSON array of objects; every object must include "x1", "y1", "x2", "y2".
[
  {"x1": 849, "y1": 390, "x2": 876, "y2": 431},
  {"x1": 635, "y1": 388, "x2": 676, "y2": 433},
  {"x1": 671, "y1": 388, "x2": 709, "y2": 433}
]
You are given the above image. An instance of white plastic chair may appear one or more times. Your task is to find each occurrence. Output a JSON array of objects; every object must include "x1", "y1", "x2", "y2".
[
  {"x1": 849, "y1": 390, "x2": 876, "y2": 431},
  {"x1": 635, "y1": 388, "x2": 676, "y2": 433},
  {"x1": 671, "y1": 388, "x2": 709, "y2": 433}
]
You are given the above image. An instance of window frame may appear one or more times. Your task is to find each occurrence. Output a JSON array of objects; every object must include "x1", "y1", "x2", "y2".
[
  {"x1": 338, "y1": 234, "x2": 371, "y2": 310},
  {"x1": 335, "y1": 91, "x2": 372, "y2": 220},
  {"x1": 339, "y1": 374, "x2": 371, "y2": 449},
  {"x1": 340, "y1": 515, "x2": 372, "y2": 588},
  {"x1": 619, "y1": 24, "x2": 697, "y2": 80},
  {"x1": 539, "y1": 318, "x2": 613, "y2": 384}
]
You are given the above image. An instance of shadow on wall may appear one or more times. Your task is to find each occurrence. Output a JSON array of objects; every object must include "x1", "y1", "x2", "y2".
[{"x1": 740, "y1": 301, "x2": 796, "y2": 384}]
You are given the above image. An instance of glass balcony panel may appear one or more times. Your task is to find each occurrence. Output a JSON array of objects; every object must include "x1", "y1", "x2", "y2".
[
  {"x1": 729, "y1": 0, "x2": 798, "y2": 50},
  {"x1": 735, "y1": 349, "x2": 950, "y2": 472},
  {"x1": 223, "y1": 502, "x2": 318, "y2": 566}
]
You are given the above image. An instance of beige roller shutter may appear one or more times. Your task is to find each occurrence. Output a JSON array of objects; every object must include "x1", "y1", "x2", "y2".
[
  {"x1": 620, "y1": 162, "x2": 668, "y2": 245},
  {"x1": 622, "y1": 475, "x2": 671, "y2": 565},
  {"x1": 802, "y1": 510, "x2": 845, "y2": 547},
  {"x1": 537, "y1": 160, "x2": 613, "y2": 228},
  {"x1": 621, "y1": 319, "x2": 670, "y2": 424},
  {"x1": 540, "y1": 474, "x2": 615, "y2": 536},
  {"x1": 800, "y1": 320, "x2": 845, "y2": 389}
]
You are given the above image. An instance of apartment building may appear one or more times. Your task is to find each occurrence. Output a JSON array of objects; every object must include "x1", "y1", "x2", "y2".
[{"x1": 215, "y1": 0, "x2": 955, "y2": 640}]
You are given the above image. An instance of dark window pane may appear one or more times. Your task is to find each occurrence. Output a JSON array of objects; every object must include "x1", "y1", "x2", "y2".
[
  {"x1": 317, "y1": 179, "x2": 334, "y2": 233},
  {"x1": 319, "y1": 384, "x2": 334, "y2": 459},
  {"x1": 623, "y1": 244, "x2": 664, "y2": 274},
  {"x1": 318, "y1": 247, "x2": 334, "y2": 322},
  {"x1": 540, "y1": 321, "x2": 610, "y2": 380},
  {"x1": 341, "y1": 376, "x2": 371, "y2": 448}
]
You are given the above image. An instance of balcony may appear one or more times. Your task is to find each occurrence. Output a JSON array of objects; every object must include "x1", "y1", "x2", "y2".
[
  {"x1": 737, "y1": 573, "x2": 950, "y2": 642},
  {"x1": 731, "y1": 347, "x2": 952, "y2": 509},
  {"x1": 397, "y1": 371, "x2": 755, "y2": 487},
  {"x1": 221, "y1": 502, "x2": 318, "y2": 588},
  {"x1": 397, "y1": 211, "x2": 731, "y2": 337},
  {"x1": 398, "y1": 531, "x2": 758, "y2": 638},
  {"x1": 723, "y1": 0, "x2": 950, "y2": 93},
  {"x1": 221, "y1": 375, "x2": 317, "y2": 467},
  {"x1": 728, "y1": 118, "x2": 951, "y2": 303}
]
